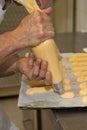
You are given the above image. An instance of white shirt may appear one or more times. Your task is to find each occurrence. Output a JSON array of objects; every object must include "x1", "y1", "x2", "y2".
[{"x1": 0, "y1": 0, "x2": 6, "y2": 24}]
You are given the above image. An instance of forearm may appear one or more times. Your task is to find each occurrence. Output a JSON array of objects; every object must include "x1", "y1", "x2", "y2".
[
  {"x1": 0, "y1": 55, "x2": 19, "y2": 77},
  {"x1": 0, "y1": 53, "x2": 52, "y2": 86},
  {"x1": 0, "y1": 30, "x2": 26, "y2": 66},
  {"x1": 0, "y1": 10, "x2": 54, "y2": 66}
]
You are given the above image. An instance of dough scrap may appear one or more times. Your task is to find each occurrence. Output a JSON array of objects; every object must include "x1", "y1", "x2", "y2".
[{"x1": 60, "y1": 92, "x2": 75, "y2": 99}]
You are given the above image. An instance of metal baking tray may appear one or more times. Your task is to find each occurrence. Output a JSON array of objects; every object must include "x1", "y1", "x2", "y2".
[{"x1": 18, "y1": 53, "x2": 87, "y2": 109}]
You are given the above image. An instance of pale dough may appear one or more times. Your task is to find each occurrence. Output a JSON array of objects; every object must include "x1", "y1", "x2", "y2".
[
  {"x1": 72, "y1": 66, "x2": 87, "y2": 71},
  {"x1": 74, "y1": 71, "x2": 87, "y2": 77},
  {"x1": 77, "y1": 77, "x2": 87, "y2": 82},
  {"x1": 63, "y1": 78, "x2": 70, "y2": 84},
  {"x1": 71, "y1": 62, "x2": 87, "y2": 66},
  {"x1": 60, "y1": 92, "x2": 75, "y2": 99},
  {"x1": 63, "y1": 85, "x2": 72, "y2": 91},
  {"x1": 82, "y1": 96, "x2": 87, "y2": 104},
  {"x1": 69, "y1": 53, "x2": 87, "y2": 62},
  {"x1": 79, "y1": 83, "x2": 87, "y2": 89},
  {"x1": 72, "y1": 53, "x2": 87, "y2": 57},
  {"x1": 69, "y1": 58, "x2": 87, "y2": 62},
  {"x1": 79, "y1": 88, "x2": 87, "y2": 95},
  {"x1": 26, "y1": 86, "x2": 54, "y2": 95}
]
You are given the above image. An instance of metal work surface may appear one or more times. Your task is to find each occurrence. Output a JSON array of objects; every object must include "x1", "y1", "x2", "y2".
[
  {"x1": 19, "y1": 32, "x2": 87, "y2": 130},
  {"x1": 48, "y1": 32, "x2": 87, "y2": 130},
  {"x1": 18, "y1": 52, "x2": 87, "y2": 109},
  {"x1": 18, "y1": 32, "x2": 87, "y2": 109},
  {"x1": 49, "y1": 108, "x2": 87, "y2": 130}
]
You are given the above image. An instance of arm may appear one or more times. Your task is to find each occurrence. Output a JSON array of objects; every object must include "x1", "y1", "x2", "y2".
[{"x1": 0, "y1": 7, "x2": 54, "y2": 66}]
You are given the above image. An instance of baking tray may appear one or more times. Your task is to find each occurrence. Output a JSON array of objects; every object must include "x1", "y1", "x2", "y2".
[{"x1": 18, "y1": 53, "x2": 87, "y2": 109}]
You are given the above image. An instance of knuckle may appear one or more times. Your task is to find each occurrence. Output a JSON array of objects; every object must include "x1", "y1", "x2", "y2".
[
  {"x1": 40, "y1": 31, "x2": 45, "y2": 37},
  {"x1": 33, "y1": 71, "x2": 39, "y2": 77},
  {"x1": 35, "y1": 10, "x2": 41, "y2": 16},
  {"x1": 33, "y1": 68, "x2": 39, "y2": 78},
  {"x1": 39, "y1": 71, "x2": 46, "y2": 78},
  {"x1": 36, "y1": 16, "x2": 43, "y2": 23},
  {"x1": 28, "y1": 75, "x2": 33, "y2": 80},
  {"x1": 48, "y1": 16, "x2": 52, "y2": 22}
]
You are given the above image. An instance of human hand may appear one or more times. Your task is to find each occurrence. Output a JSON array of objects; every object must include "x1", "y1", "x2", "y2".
[
  {"x1": 13, "y1": 0, "x2": 49, "y2": 9},
  {"x1": 13, "y1": 7, "x2": 55, "y2": 48},
  {"x1": 36, "y1": 0, "x2": 49, "y2": 9},
  {"x1": 16, "y1": 53, "x2": 52, "y2": 85}
]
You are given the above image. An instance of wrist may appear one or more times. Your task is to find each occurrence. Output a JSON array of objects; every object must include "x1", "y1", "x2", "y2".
[{"x1": 9, "y1": 29, "x2": 27, "y2": 52}]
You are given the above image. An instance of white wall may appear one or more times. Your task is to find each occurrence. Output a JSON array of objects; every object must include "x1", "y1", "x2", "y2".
[
  {"x1": 53, "y1": 0, "x2": 73, "y2": 33},
  {"x1": 76, "y1": 0, "x2": 87, "y2": 32}
]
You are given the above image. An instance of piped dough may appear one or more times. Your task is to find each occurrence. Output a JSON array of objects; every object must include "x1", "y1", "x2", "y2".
[
  {"x1": 69, "y1": 53, "x2": 87, "y2": 62},
  {"x1": 79, "y1": 88, "x2": 87, "y2": 95},
  {"x1": 69, "y1": 58, "x2": 87, "y2": 62},
  {"x1": 60, "y1": 92, "x2": 75, "y2": 99},
  {"x1": 74, "y1": 71, "x2": 87, "y2": 77},
  {"x1": 26, "y1": 86, "x2": 54, "y2": 95},
  {"x1": 63, "y1": 78, "x2": 71, "y2": 84},
  {"x1": 77, "y1": 77, "x2": 87, "y2": 82},
  {"x1": 72, "y1": 66, "x2": 87, "y2": 71},
  {"x1": 71, "y1": 62, "x2": 87, "y2": 66},
  {"x1": 79, "y1": 83, "x2": 87, "y2": 89},
  {"x1": 63, "y1": 85, "x2": 72, "y2": 91},
  {"x1": 72, "y1": 53, "x2": 87, "y2": 57},
  {"x1": 82, "y1": 96, "x2": 87, "y2": 104}
]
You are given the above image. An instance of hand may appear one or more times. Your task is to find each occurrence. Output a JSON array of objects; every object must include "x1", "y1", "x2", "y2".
[
  {"x1": 16, "y1": 53, "x2": 52, "y2": 85},
  {"x1": 36, "y1": 0, "x2": 49, "y2": 9},
  {"x1": 14, "y1": 7, "x2": 55, "y2": 48}
]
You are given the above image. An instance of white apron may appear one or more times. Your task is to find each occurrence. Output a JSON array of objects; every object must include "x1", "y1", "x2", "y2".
[
  {"x1": 0, "y1": 0, "x2": 6, "y2": 23},
  {"x1": 0, "y1": 0, "x2": 19, "y2": 130}
]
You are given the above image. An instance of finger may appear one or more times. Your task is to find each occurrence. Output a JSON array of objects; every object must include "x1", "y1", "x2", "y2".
[
  {"x1": 28, "y1": 53, "x2": 35, "y2": 69},
  {"x1": 43, "y1": 30, "x2": 55, "y2": 40},
  {"x1": 42, "y1": 7, "x2": 53, "y2": 15},
  {"x1": 32, "y1": 58, "x2": 42, "y2": 79},
  {"x1": 35, "y1": 11, "x2": 51, "y2": 24},
  {"x1": 44, "y1": 24, "x2": 55, "y2": 35},
  {"x1": 39, "y1": 61, "x2": 48, "y2": 78},
  {"x1": 17, "y1": 57, "x2": 34, "y2": 81},
  {"x1": 44, "y1": 71, "x2": 52, "y2": 85}
]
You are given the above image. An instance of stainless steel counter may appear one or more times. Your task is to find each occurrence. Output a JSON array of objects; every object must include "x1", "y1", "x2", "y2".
[
  {"x1": 22, "y1": 32, "x2": 87, "y2": 130},
  {"x1": 43, "y1": 32, "x2": 87, "y2": 130},
  {"x1": 49, "y1": 107, "x2": 87, "y2": 130}
]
